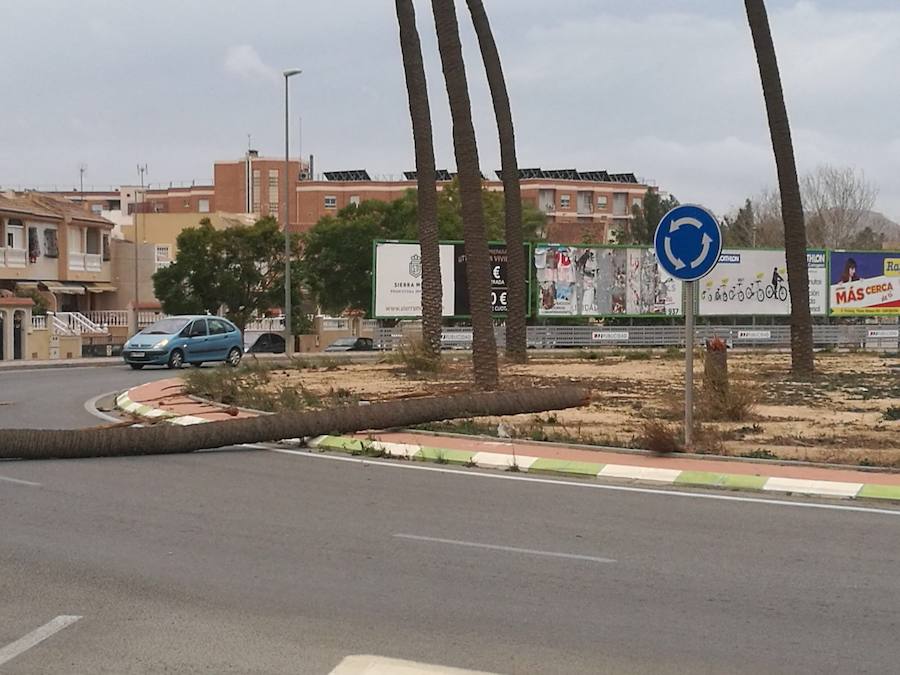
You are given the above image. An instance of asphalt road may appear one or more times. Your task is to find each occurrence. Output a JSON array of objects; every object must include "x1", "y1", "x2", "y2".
[
  {"x1": 2, "y1": 366, "x2": 899, "y2": 673},
  {"x1": 3, "y1": 445, "x2": 900, "y2": 674},
  {"x1": 0, "y1": 364, "x2": 173, "y2": 429}
]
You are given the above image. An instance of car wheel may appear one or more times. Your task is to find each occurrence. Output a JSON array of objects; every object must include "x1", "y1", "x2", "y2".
[
  {"x1": 226, "y1": 347, "x2": 242, "y2": 367},
  {"x1": 129, "y1": 363, "x2": 144, "y2": 370},
  {"x1": 167, "y1": 349, "x2": 185, "y2": 369}
]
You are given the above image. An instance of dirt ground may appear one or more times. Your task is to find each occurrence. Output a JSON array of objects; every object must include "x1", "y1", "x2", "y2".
[{"x1": 230, "y1": 350, "x2": 900, "y2": 467}]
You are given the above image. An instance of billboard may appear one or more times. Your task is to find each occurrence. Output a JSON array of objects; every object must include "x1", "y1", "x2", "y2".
[
  {"x1": 698, "y1": 249, "x2": 828, "y2": 316},
  {"x1": 829, "y1": 251, "x2": 900, "y2": 316},
  {"x1": 373, "y1": 241, "x2": 529, "y2": 318},
  {"x1": 534, "y1": 245, "x2": 682, "y2": 317}
]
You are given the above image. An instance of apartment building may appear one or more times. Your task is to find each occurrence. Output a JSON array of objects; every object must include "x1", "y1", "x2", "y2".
[
  {"x1": 214, "y1": 151, "x2": 308, "y2": 222},
  {"x1": 296, "y1": 168, "x2": 652, "y2": 243},
  {"x1": 0, "y1": 192, "x2": 115, "y2": 361}
]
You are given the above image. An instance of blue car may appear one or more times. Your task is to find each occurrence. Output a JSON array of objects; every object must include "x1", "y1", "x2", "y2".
[{"x1": 123, "y1": 315, "x2": 244, "y2": 370}]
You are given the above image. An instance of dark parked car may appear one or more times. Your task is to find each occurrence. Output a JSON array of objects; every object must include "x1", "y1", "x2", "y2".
[
  {"x1": 245, "y1": 332, "x2": 286, "y2": 354},
  {"x1": 324, "y1": 337, "x2": 374, "y2": 352}
]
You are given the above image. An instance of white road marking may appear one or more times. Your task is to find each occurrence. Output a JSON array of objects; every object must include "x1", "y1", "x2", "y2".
[
  {"x1": 330, "y1": 654, "x2": 497, "y2": 674},
  {"x1": 0, "y1": 615, "x2": 82, "y2": 666},
  {"x1": 84, "y1": 391, "x2": 126, "y2": 424},
  {"x1": 0, "y1": 474, "x2": 41, "y2": 487},
  {"x1": 258, "y1": 445, "x2": 900, "y2": 517},
  {"x1": 394, "y1": 533, "x2": 616, "y2": 564}
]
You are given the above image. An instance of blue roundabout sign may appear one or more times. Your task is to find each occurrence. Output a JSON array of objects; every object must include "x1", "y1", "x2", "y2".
[{"x1": 653, "y1": 204, "x2": 723, "y2": 282}]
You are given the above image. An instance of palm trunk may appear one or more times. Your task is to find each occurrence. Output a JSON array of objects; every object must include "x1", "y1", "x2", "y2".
[
  {"x1": 431, "y1": 0, "x2": 499, "y2": 389},
  {"x1": 465, "y1": 0, "x2": 527, "y2": 364},
  {"x1": 745, "y1": 0, "x2": 814, "y2": 378},
  {"x1": 0, "y1": 386, "x2": 589, "y2": 459},
  {"x1": 395, "y1": 0, "x2": 442, "y2": 358}
]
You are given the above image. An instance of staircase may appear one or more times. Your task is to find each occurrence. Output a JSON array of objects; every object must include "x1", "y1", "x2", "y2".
[{"x1": 49, "y1": 312, "x2": 108, "y2": 335}]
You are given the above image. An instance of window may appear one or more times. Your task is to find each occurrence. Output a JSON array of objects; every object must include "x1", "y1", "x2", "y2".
[
  {"x1": 198, "y1": 198, "x2": 210, "y2": 213},
  {"x1": 43, "y1": 229, "x2": 59, "y2": 258},
  {"x1": 86, "y1": 228, "x2": 101, "y2": 255},
  {"x1": 560, "y1": 194, "x2": 571, "y2": 209},
  {"x1": 5, "y1": 218, "x2": 23, "y2": 249},
  {"x1": 91, "y1": 204, "x2": 103, "y2": 215},
  {"x1": 612, "y1": 192, "x2": 628, "y2": 216},
  {"x1": 68, "y1": 226, "x2": 82, "y2": 252},
  {"x1": 349, "y1": 195, "x2": 360, "y2": 206},
  {"x1": 252, "y1": 169, "x2": 261, "y2": 212},
  {"x1": 597, "y1": 195, "x2": 608, "y2": 208},
  {"x1": 208, "y1": 318, "x2": 229, "y2": 335},
  {"x1": 186, "y1": 320, "x2": 208, "y2": 338},
  {"x1": 28, "y1": 227, "x2": 40, "y2": 261},
  {"x1": 102, "y1": 234, "x2": 111, "y2": 261},
  {"x1": 155, "y1": 245, "x2": 171, "y2": 270},
  {"x1": 324, "y1": 196, "x2": 337, "y2": 209},
  {"x1": 632, "y1": 197, "x2": 643, "y2": 209}
]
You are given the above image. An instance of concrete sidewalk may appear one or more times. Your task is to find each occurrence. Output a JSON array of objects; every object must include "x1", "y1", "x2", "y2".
[{"x1": 118, "y1": 378, "x2": 900, "y2": 503}]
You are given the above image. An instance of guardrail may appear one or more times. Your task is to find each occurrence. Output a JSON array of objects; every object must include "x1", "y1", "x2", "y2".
[
  {"x1": 85, "y1": 253, "x2": 103, "y2": 272},
  {"x1": 31, "y1": 315, "x2": 47, "y2": 330},
  {"x1": 68, "y1": 252, "x2": 85, "y2": 271},
  {"x1": 373, "y1": 324, "x2": 900, "y2": 351},
  {"x1": 51, "y1": 311, "x2": 107, "y2": 335}
]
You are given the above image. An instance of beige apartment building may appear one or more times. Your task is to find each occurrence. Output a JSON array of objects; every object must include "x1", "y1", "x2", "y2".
[{"x1": 0, "y1": 192, "x2": 116, "y2": 361}]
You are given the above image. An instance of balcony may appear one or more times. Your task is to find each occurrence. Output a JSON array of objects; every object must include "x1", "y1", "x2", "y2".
[
  {"x1": 86, "y1": 253, "x2": 103, "y2": 272},
  {"x1": 1, "y1": 248, "x2": 27, "y2": 268},
  {"x1": 68, "y1": 252, "x2": 85, "y2": 271}
]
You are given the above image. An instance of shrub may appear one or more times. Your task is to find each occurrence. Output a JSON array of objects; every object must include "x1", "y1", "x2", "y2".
[
  {"x1": 389, "y1": 339, "x2": 443, "y2": 375},
  {"x1": 640, "y1": 420, "x2": 682, "y2": 454}
]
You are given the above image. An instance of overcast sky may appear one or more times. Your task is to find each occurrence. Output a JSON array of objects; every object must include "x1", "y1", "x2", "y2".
[{"x1": 1, "y1": 0, "x2": 898, "y2": 221}]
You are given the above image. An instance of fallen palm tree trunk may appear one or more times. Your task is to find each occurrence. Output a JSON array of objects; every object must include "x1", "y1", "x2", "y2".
[{"x1": 0, "y1": 386, "x2": 590, "y2": 460}]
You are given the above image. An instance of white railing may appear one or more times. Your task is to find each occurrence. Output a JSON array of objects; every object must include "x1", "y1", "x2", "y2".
[
  {"x1": 321, "y1": 318, "x2": 351, "y2": 331},
  {"x1": 361, "y1": 319, "x2": 378, "y2": 331},
  {"x1": 48, "y1": 313, "x2": 75, "y2": 336},
  {"x1": 245, "y1": 317, "x2": 285, "y2": 332},
  {"x1": 86, "y1": 310, "x2": 130, "y2": 327},
  {"x1": 1, "y1": 248, "x2": 27, "y2": 268},
  {"x1": 31, "y1": 315, "x2": 47, "y2": 330},
  {"x1": 51, "y1": 311, "x2": 107, "y2": 335},
  {"x1": 85, "y1": 253, "x2": 103, "y2": 272},
  {"x1": 138, "y1": 311, "x2": 169, "y2": 327},
  {"x1": 68, "y1": 251, "x2": 86, "y2": 271}
]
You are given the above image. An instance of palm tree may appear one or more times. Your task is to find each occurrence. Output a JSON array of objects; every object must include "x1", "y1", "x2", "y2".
[
  {"x1": 745, "y1": 0, "x2": 814, "y2": 377},
  {"x1": 0, "y1": 386, "x2": 589, "y2": 458},
  {"x1": 431, "y1": 0, "x2": 499, "y2": 389},
  {"x1": 395, "y1": 0, "x2": 442, "y2": 358},
  {"x1": 465, "y1": 0, "x2": 527, "y2": 363}
]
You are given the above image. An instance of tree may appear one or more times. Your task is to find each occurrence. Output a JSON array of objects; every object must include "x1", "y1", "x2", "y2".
[
  {"x1": 396, "y1": 0, "x2": 442, "y2": 358},
  {"x1": 466, "y1": 0, "x2": 527, "y2": 363},
  {"x1": 801, "y1": 164, "x2": 878, "y2": 249},
  {"x1": 847, "y1": 226, "x2": 885, "y2": 251},
  {"x1": 745, "y1": 0, "x2": 814, "y2": 378},
  {"x1": 300, "y1": 202, "x2": 400, "y2": 316},
  {"x1": 299, "y1": 190, "x2": 543, "y2": 316},
  {"x1": 153, "y1": 217, "x2": 302, "y2": 332},
  {"x1": 722, "y1": 199, "x2": 756, "y2": 247},
  {"x1": 431, "y1": 0, "x2": 499, "y2": 389},
  {"x1": 627, "y1": 189, "x2": 679, "y2": 245}
]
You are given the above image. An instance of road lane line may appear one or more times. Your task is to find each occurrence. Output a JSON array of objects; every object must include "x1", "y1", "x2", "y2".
[
  {"x1": 330, "y1": 655, "x2": 498, "y2": 674},
  {"x1": 0, "y1": 474, "x2": 41, "y2": 487},
  {"x1": 260, "y1": 446, "x2": 900, "y2": 517},
  {"x1": 394, "y1": 533, "x2": 616, "y2": 564},
  {"x1": 0, "y1": 615, "x2": 81, "y2": 666}
]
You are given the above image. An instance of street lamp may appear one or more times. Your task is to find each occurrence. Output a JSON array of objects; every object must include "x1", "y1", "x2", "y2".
[{"x1": 283, "y1": 68, "x2": 302, "y2": 355}]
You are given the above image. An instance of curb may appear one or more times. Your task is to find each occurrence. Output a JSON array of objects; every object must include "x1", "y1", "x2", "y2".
[
  {"x1": 306, "y1": 435, "x2": 900, "y2": 504},
  {"x1": 115, "y1": 386, "x2": 900, "y2": 505}
]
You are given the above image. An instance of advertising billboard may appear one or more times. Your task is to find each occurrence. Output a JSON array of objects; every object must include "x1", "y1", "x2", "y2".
[
  {"x1": 698, "y1": 249, "x2": 828, "y2": 316},
  {"x1": 829, "y1": 251, "x2": 900, "y2": 316},
  {"x1": 534, "y1": 245, "x2": 682, "y2": 317},
  {"x1": 373, "y1": 242, "x2": 529, "y2": 318}
]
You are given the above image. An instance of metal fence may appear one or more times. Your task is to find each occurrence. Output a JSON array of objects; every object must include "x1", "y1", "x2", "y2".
[{"x1": 374, "y1": 324, "x2": 900, "y2": 351}]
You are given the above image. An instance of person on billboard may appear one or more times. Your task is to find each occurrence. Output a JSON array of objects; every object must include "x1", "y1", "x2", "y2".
[
  {"x1": 839, "y1": 258, "x2": 860, "y2": 283},
  {"x1": 771, "y1": 266, "x2": 784, "y2": 293}
]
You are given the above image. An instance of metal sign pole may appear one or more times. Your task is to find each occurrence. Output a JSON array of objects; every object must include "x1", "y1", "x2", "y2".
[{"x1": 684, "y1": 280, "x2": 694, "y2": 449}]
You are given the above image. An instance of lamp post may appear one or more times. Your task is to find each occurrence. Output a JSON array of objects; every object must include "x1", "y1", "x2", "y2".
[{"x1": 283, "y1": 68, "x2": 302, "y2": 354}]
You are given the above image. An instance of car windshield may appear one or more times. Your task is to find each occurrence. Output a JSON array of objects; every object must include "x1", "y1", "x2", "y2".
[
  {"x1": 331, "y1": 338, "x2": 357, "y2": 346},
  {"x1": 142, "y1": 318, "x2": 190, "y2": 335}
]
